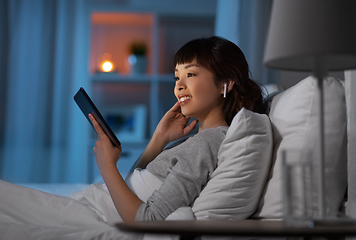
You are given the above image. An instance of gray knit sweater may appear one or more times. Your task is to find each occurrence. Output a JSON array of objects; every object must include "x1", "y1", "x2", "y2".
[{"x1": 135, "y1": 126, "x2": 228, "y2": 221}]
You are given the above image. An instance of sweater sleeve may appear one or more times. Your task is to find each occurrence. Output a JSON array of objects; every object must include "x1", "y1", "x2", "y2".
[{"x1": 135, "y1": 127, "x2": 227, "y2": 221}]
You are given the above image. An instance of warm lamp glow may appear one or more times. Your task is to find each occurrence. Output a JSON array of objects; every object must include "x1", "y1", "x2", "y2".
[
  {"x1": 100, "y1": 53, "x2": 114, "y2": 72},
  {"x1": 102, "y1": 61, "x2": 113, "y2": 72}
]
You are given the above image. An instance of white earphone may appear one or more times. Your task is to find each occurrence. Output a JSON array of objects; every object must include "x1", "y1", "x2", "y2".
[{"x1": 223, "y1": 82, "x2": 228, "y2": 98}]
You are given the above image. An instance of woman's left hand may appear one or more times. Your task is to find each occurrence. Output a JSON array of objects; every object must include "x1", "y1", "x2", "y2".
[
  {"x1": 89, "y1": 114, "x2": 142, "y2": 222},
  {"x1": 89, "y1": 114, "x2": 122, "y2": 173}
]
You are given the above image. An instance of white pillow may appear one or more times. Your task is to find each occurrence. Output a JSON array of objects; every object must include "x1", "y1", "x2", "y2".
[
  {"x1": 192, "y1": 108, "x2": 273, "y2": 220},
  {"x1": 257, "y1": 76, "x2": 347, "y2": 218}
]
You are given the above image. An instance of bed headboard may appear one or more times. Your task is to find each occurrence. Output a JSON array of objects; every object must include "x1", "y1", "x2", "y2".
[{"x1": 345, "y1": 70, "x2": 356, "y2": 217}]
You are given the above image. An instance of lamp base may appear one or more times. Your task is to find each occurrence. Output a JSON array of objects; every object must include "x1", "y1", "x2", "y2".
[{"x1": 314, "y1": 56, "x2": 327, "y2": 219}]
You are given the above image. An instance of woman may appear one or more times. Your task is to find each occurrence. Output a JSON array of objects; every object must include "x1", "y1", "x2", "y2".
[{"x1": 89, "y1": 36, "x2": 264, "y2": 222}]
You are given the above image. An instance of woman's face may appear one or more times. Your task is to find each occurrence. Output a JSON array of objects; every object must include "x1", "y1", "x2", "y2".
[{"x1": 174, "y1": 60, "x2": 224, "y2": 123}]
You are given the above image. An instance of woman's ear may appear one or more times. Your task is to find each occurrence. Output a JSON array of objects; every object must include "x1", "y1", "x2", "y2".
[
  {"x1": 227, "y1": 80, "x2": 235, "y2": 93},
  {"x1": 221, "y1": 80, "x2": 235, "y2": 97}
]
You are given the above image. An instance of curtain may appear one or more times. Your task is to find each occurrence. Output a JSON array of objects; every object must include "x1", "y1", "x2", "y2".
[
  {"x1": 0, "y1": 0, "x2": 91, "y2": 183},
  {"x1": 215, "y1": 0, "x2": 278, "y2": 85}
]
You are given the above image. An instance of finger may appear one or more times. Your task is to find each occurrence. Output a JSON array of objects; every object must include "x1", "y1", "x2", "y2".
[
  {"x1": 89, "y1": 114, "x2": 105, "y2": 136},
  {"x1": 169, "y1": 101, "x2": 181, "y2": 112},
  {"x1": 88, "y1": 114, "x2": 99, "y2": 132},
  {"x1": 183, "y1": 119, "x2": 198, "y2": 135}
]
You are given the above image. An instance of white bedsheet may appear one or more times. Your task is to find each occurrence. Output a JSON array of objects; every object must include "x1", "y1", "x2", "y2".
[
  {"x1": 18, "y1": 183, "x2": 90, "y2": 197},
  {"x1": 0, "y1": 170, "x2": 195, "y2": 239},
  {"x1": 126, "y1": 168, "x2": 163, "y2": 202},
  {"x1": 0, "y1": 180, "x2": 142, "y2": 239}
]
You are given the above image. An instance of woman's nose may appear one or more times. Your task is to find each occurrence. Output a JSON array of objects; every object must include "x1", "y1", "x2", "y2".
[
  {"x1": 175, "y1": 84, "x2": 186, "y2": 92},
  {"x1": 177, "y1": 85, "x2": 184, "y2": 91},
  {"x1": 175, "y1": 79, "x2": 186, "y2": 91}
]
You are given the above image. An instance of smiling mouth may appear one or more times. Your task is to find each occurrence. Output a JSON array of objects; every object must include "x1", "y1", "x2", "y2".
[{"x1": 179, "y1": 96, "x2": 192, "y2": 104}]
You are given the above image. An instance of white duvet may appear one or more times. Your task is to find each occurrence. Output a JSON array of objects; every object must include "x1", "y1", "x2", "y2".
[{"x1": 0, "y1": 169, "x2": 195, "y2": 240}]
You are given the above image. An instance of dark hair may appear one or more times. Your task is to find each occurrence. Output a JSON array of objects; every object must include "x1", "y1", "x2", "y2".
[{"x1": 173, "y1": 36, "x2": 264, "y2": 125}]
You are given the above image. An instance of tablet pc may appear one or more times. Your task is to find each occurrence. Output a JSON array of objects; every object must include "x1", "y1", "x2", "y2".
[{"x1": 74, "y1": 87, "x2": 121, "y2": 148}]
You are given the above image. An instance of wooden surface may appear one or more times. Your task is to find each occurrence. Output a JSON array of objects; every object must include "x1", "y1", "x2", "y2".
[{"x1": 116, "y1": 219, "x2": 356, "y2": 238}]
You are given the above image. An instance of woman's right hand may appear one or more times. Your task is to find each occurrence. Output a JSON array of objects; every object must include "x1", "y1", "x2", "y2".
[
  {"x1": 126, "y1": 102, "x2": 198, "y2": 173},
  {"x1": 153, "y1": 101, "x2": 198, "y2": 145}
]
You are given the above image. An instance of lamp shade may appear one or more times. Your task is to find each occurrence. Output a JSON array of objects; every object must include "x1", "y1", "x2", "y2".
[{"x1": 264, "y1": 0, "x2": 356, "y2": 71}]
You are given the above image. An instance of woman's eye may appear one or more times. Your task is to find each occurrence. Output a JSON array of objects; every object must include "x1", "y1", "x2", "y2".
[
  {"x1": 174, "y1": 76, "x2": 179, "y2": 81},
  {"x1": 187, "y1": 73, "x2": 195, "y2": 77}
]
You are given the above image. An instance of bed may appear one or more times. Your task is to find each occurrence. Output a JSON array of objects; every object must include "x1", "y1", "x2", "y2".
[{"x1": 0, "y1": 73, "x2": 354, "y2": 240}]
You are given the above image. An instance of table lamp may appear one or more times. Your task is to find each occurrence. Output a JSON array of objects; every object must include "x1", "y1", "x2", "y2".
[{"x1": 264, "y1": 0, "x2": 356, "y2": 219}]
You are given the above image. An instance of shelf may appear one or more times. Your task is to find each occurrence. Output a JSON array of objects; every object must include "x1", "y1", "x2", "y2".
[
  {"x1": 90, "y1": 12, "x2": 155, "y2": 75},
  {"x1": 91, "y1": 73, "x2": 174, "y2": 83}
]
